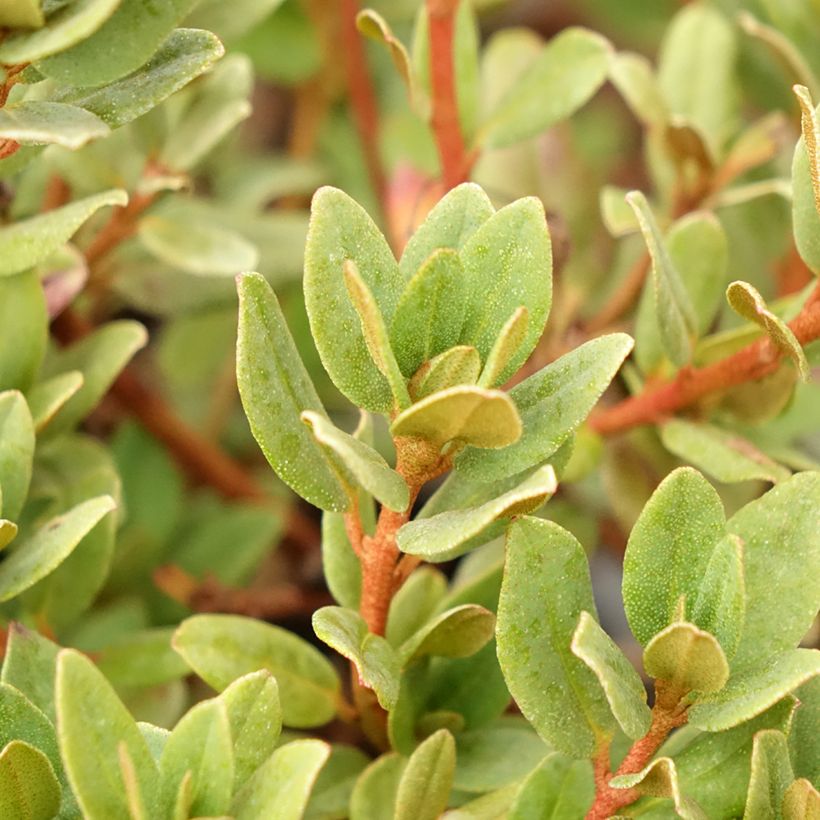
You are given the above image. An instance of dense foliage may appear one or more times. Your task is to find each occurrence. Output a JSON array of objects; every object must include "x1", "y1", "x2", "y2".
[{"x1": 0, "y1": 0, "x2": 818, "y2": 818}]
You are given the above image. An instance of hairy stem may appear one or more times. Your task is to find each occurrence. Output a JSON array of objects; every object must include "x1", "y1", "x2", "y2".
[{"x1": 590, "y1": 282, "x2": 820, "y2": 436}]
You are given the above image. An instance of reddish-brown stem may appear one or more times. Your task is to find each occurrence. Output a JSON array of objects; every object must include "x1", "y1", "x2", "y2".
[
  {"x1": 590, "y1": 283, "x2": 820, "y2": 436},
  {"x1": 339, "y1": 0, "x2": 387, "y2": 213},
  {"x1": 427, "y1": 0, "x2": 470, "y2": 190},
  {"x1": 586, "y1": 683, "x2": 689, "y2": 819},
  {"x1": 85, "y1": 190, "x2": 155, "y2": 270}
]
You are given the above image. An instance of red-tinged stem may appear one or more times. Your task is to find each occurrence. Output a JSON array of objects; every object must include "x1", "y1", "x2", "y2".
[
  {"x1": 339, "y1": 0, "x2": 387, "y2": 212},
  {"x1": 590, "y1": 283, "x2": 820, "y2": 436},
  {"x1": 427, "y1": 0, "x2": 470, "y2": 190}
]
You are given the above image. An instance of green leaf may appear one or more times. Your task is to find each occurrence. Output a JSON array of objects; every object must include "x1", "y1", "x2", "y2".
[
  {"x1": 390, "y1": 249, "x2": 466, "y2": 378},
  {"x1": 56, "y1": 649, "x2": 158, "y2": 820},
  {"x1": 0, "y1": 0, "x2": 43, "y2": 28},
  {"x1": 159, "y1": 698, "x2": 233, "y2": 818},
  {"x1": 231, "y1": 739, "x2": 329, "y2": 820},
  {"x1": 0, "y1": 102, "x2": 109, "y2": 150},
  {"x1": 312, "y1": 606, "x2": 400, "y2": 711},
  {"x1": 609, "y1": 51, "x2": 668, "y2": 127},
  {"x1": 38, "y1": 0, "x2": 197, "y2": 87},
  {"x1": 0, "y1": 272, "x2": 46, "y2": 393},
  {"x1": 782, "y1": 779, "x2": 820, "y2": 820},
  {"x1": 172, "y1": 614, "x2": 341, "y2": 729},
  {"x1": 357, "y1": 10, "x2": 413, "y2": 97},
  {"x1": 0, "y1": 683, "x2": 60, "y2": 781},
  {"x1": 455, "y1": 333, "x2": 633, "y2": 481},
  {"x1": 0, "y1": 391, "x2": 35, "y2": 521},
  {"x1": 0, "y1": 520, "x2": 17, "y2": 551},
  {"x1": 661, "y1": 420, "x2": 792, "y2": 485},
  {"x1": 350, "y1": 753, "x2": 405, "y2": 820},
  {"x1": 657, "y1": 2, "x2": 737, "y2": 159},
  {"x1": 386, "y1": 567, "x2": 447, "y2": 648},
  {"x1": 0, "y1": 740, "x2": 61, "y2": 820},
  {"x1": 343, "y1": 260, "x2": 411, "y2": 410},
  {"x1": 611, "y1": 757, "x2": 706, "y2": 820},
  {"x1": 305, "y1": 743, "x2": 369, "y2": 820},
  {"x1": 220, "y1": 670, "x2": 282, "y2": 791},
  {"x1": 54, "y1": 29, "x2": 225, "y2": 130},
  {"x1": 395, "y1": 730, "x2": 455, "y2": 820},
  {"x1": 627, "y1": 191, "x2": 696, "y2": 367},
  {"x1": 0, "y1": 624, "x2": 59, "y2": 722},
  {"x1": 478, "y1": 27, "x2": 611, "y2": 149},
  {"x1": 496, "y1": 517, "x2": 616, "y2": 757},
  {"x1": 25, "y1": 371, "x2": 83, "y2": 433},
  {"x1": 396, "y1": 465, "x2": 556, "y2": 563},
  {"x1": 0, "y1": 189, "x2": 126, "y2": 277},
  {"x1": 727, "y1": 472, "x2": 820, "y2": 671},
  {"x1": 0, "y1": 495, "x2": 115, "y2": 602},
  {"x1": 477, "y1": 307, "x2": 529, "y2": 389},
  {"x1": 236, "y1": 272, "x2": 348, "y2": 512},
  {"x1": 139, "y1": 214, "x2": 259, "y2": 277},
  {"x1": 321, "y1": 511, "x2": 362, "y2": 610},
  {"x1": 391, "y1": 385, "x2": 521, "y2": 451},
  {"x1": 509, "y1": 754, "x2": 594, "y2": 819},
  {"x1": 571, "y1": 611, "x2": 652, "y2": 739},
  {"x1": 727, "y1": 281, "x2": 809, "y2": 380},
  {"x1": 743, "y1": 730, "x2": 794, "y2": 820},
  {"x1": 399, "y1": 605, "x2": 495, "y2": 665},
  {"x1": 789, "y1": 677, "x2": 820, "y2": 786},
  {"x1": 0, "y1": 0, "x2": 119, "y2": 63},
  {"x1": 184, "y1": 0, "x2": 286, "y2": 42},
  {"x1": 793, "y1": 86, "x2": 820, "y2": 275},
  {"x1": 458, "y1": 197, "x2": 552, "y2": 380},
  {"x1": 622, "y1": 467, "x2": 728, "y2": 647},
  {"x1": 643, "y1": 621, "x2": 729, "y2": 696},
  {"x1": 398, "y1": 183, "x2": 494, "y2": 282},
  {"x1": 95, "y1": 629, "x2": 190, "y2": 690},
  {"x1": 689, "y1": 649, "x2": 820, "y2": 732},
  {"x1": 453, "y1": 717, "x2": 548, "y2": 793},
  {"x1": 408, "y1": 346, "x2": 481, "y2": 401},
  {"x1": 42, "y1": 320, "x2": 147, "y2": 436},
  {"x1": 304, "y1": 187, "x2": 403, "y2": 412}
]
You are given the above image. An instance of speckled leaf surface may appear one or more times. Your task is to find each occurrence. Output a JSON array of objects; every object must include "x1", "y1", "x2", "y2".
[
  {"x1": 304, "y1": 187, "x2": 403, "y2": 411},
  {"x1": 496, "y1": 517, "x2": 616, "y2": 757},
  {"x1": 394, "y1": 730, "x2": 455, "y2": 820},
  {"x1": 478, "y1": 306, "x2": 529, "y2": 388},
  {"x1": 742, "y1": 730, "x2": 794, "y2": 820},
  {"x1": 408, "y1": 345, "x2": 481, "y2": 400},
  {"x1": 611, "y1": 757, "x2": 706, "y2": 820},
  {"x1": 399, "y1": 604, "x2": 494, "y2": 665},
  {"x1": 0, "y1": 102, "x2": 109, "y2": 150},
  {"x1": 508, "y1": 754, "x2": 594, "y2": 819},
  {"x1": 0, "y1": 740, "x2": 61, "y2": 820}
]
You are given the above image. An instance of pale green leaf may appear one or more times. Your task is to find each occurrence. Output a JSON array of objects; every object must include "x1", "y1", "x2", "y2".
[
  {"x1": 350, "y1": 753, "x2": 405, "y2": 820},
  {"x1": 508, "y1": 755, "x2": 594, "y2": 819},
  {"x1": 727, "y1": 472, "x2": 820, "y2": 671},
  {"x1": 357, "y1": 9, "x2": 413, "y2": 97},
  {"x1": 0, "y1": 271, "x2": 47, "y2": 393},
  {"x1": 395, "y1": 730, "x2": 455, "y2": 820},
  {"x1": 304, "y1": 186, "x2": 403, "y2": 412},
  {"x1": 183, "y1": 0, "x2": 285, "y2": 42},
  {"x1": 743, "y1": 730, "x2": 794, "y2": 820},
  {"x1": 25, "y1": 371, "x2": 83, "y2": 433},
  {"x1": 38, "y1": 0, "x2": 197, "y2": 86},
  {"x1": 0, "y1": 495, "x2": 115, "y2": 602},
  {"x1": 643, "y1": 621, "x2": 729, "y2": 695},
  {"x1": 496, "y1": 517, "x2": 616, "y2": 757},
  {"x1": 231, "y1": 739, "x2": 329, "y2": 820},
  {"x1": 172, "y1": 614, "x2": 341, "y2": 729},
  {"x1": 458, "y1": 197, "x2": 552, "y2": 380},
  {"x1": 159, "y1": 698, "x2": 233, "y2": 818},
  {"x1": 0, "y1": 740, "x2": 61, "y2": 820},
  {"x1": 398, "y1": 183, "x2": 494, "y2": 282},
  {"x1": 478, "y1": 307, "x2": 529, "y2": 388},
  {"x1": 0, "y1": 0, "x2": 43, "y2": 28},
  {"x1": 390, "y1": 249, "x2": 466, "y2": 378},
  {"x1": 443, "y1": 783, "x2": 520, "y2": 820},
  {"x1": 0, "y1": 391, "x2": 35, "y2": 521},
  {"x1": 385, "y1": 567, "x2": 447, "y2": 648},
  {"x1": 42, "y1": 320, "x2": 147, "y2": 436},
  {"x1": 0, "y1": 624, "x2": 59, "y2": 721},
  {"x1": 782, "y1": 779, "x2": 820, "y2": 820},
  {"x1": 661, "y1": 419, "x2": 792, "y2": 485},
  {"x1": 571, "y1": 610, "x2": 651, "y2": 739},
  {"x1": 305, "y1": 743, "x2": 369, "y2": 820},
  {"x1": 408, "y1": 346, "x2": 481, "y2": 401},
  {"x1": 789, "y1": 677, "x2": 820, "y2": 786},
  {"x1": 139, "y1": 214, "x2": 258, "y2": 277},
  {"x1": 57, "y1": 649, "x2": 158, "y2": 820},
  {"x1": 793, "y1": 86, "x2": 820, "y2": 275},
  {"x1": 0, "y1": 521, "x2": 17, "y2": 551},
  {"x1": 0, "y1": 189, "x2": 127, "y2": 277},
  {"x1": 689, "y1": 649, "x2": 820, "y2": 732},
  {"x1": 236, "y1": 272, "x2": 347, "y2": 512},
  {"x1": 479, "y1": 27, "x2": 611, "y2": 149},
  {"x1": 609, "y1": 51, "x2": 668, "y2": 127},
  {"x1": 321, "y1": 511, "x2": 362, "y2": 610},
  {"x1": 456, "y1": 333, "x2": 633, "y2": 481},
  {"x1": 391, "y1": 385, "x2": 521, "y2": 451},
  {"x1": 0, "y1": 102, "x2": 109, "y2": 150},
  {"x1": 220, "y1": 670, "x2": 282, "y2": 791},
  {"x1": 0, "y1": 0, "x2": 120, "y2": 63},
  {"x1": 343, "y1": 260, "x2": 411, "y2": 410},
  {"x1": 312, "y1": 606, "x2": 400, "y2": 711},
  {"x1": 727, "y1": 280, "x2": 809, "y2": 380},
  {"x1": 54, "y1": 29, "x2": 224, "y2": 130},
  {"x1": 396, "y1": 465, "x2": 556, "y2": 563},
  {"x1": 0, "y1": 683, "x2": 61, "y2": 781},
  {"x1": 600, "y1": 184, "x2": 640, "y2": 237},
  {"x1": 611, "y1": 757, "x2": 706, "y2": 820},
  {"x1": 627, "y1": 191, "x2": 696, "y2": 366},
  {"x1": 399, "y1": 604, "x2": 494, "y2": 665}
]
